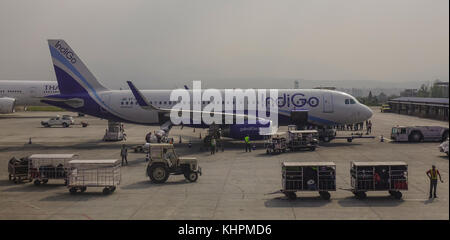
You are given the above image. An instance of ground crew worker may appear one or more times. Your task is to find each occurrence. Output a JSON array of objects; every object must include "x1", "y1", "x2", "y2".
[
  {"x1": 426, "y1": 165, "x2": 443, "y2": 199},
  {"x1": 245, "y1": 135, "x2": 251, "y2": 152},
  {"x1": 210, "y1": 137, "x2": 216, "y2": 155},
  {"x1": 120, "y1": 144, "x2": 128, "y2": 166},
  {"x1": 367, "y1": 120, "x2": 372, "y2": 134}
]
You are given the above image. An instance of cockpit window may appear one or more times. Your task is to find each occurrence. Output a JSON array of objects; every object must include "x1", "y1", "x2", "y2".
[{"x1": 345, "y1": 99, "x2": 357, "y2": 104}]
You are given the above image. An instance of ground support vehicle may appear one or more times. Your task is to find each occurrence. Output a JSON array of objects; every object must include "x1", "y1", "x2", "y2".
[
  {"x1": 28, "y1": 154, "x2": 78, "y2": 186},
  {"x1": 350, "y1": 161, "x2": 408, "y2": 199},
  {"x1": 381, "y1": 104, "x2": 392, "y2": 113},
  {"x1": 146, "y1": 144, "x2": 202, "y2": 183},
  {"x1": 288, "y1": 125, "x2": 374, "y2": 143},
  {"x1": 439, "y1": 139, "x2": 449, "y2": 156},
  {"x1": 103, "y1": 121, "x2": 126, "y2": 141},
  {"x1": 67, "y1": 159, "x2": 121, "y2": 194},
  {"x1": 281, "y1": 162, "x2": 336, "y2": 200},
  {"x1": 8, "y1": 157, "x2": 30, "y2": 183},
  {"x1": 391, "y1": 126, "x2": 449, "y2": 142},
  {"x1": 41, "y1": 115, "x2": 74, "y2": 128}
]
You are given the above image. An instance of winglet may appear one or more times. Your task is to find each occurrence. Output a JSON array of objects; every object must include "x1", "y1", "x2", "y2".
[{"x1": 126, "y1": 81, "x2": 160, "y2": 111}]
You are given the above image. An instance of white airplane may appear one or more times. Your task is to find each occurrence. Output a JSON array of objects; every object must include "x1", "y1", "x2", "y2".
[
  {"x1": 42, "y1": 39, "x2": 373, "y2": 140},
  {"x1": 0, "y1": 80, "x2": 59, "y2": 113}
]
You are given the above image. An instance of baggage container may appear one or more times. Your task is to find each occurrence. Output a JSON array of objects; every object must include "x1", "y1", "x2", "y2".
[
  {"x1": 67, "y1": 159, "x2": 121, "y2": 194},
  {"x1": 282, "y1": 162, "x2": 336, "y2": 200},
  {"x1": 350, "y1": 161, "x2": 408, "y2": 199}
]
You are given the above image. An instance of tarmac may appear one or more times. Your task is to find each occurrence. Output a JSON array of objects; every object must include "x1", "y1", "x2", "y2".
[{"x1": 0, "y1": 107, "x2": 448, "y2": 220}]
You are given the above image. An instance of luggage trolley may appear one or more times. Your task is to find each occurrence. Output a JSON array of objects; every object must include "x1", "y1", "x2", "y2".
[
  {"x1": 28, "y1": 154, "x2": 78, "y2": 186},
  {"x1": 281, "y1": 162, "x2": 336, "y2": 200},
  {"x1": 8, "y1": 157, "x2": 30, "y2": 183},
  {"x1": 67, "y1": 160, "x2": 121, "y2": 194},
  {"x1": 350, "y1": 161, "x2": 408, "y2": 199}
]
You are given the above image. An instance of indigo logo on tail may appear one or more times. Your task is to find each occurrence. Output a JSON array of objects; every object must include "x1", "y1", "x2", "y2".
[{"x1": 54, "y1": 41, "x2": 77, "y2": 64}]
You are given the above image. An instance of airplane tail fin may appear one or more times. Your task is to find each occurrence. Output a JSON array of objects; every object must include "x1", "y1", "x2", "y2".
[{"x1": 48, "y1": 39, "x2": 108, "y2": 95}]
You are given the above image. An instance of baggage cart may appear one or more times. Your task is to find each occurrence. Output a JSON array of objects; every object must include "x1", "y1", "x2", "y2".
[
  {"x1": 8, "y1": 157, "x2": 30, "y2": 183},
  {"x1": 281, "y1": 162, "x2": 336, "y2": 200},
  {"x1": 67, "y1": 159, "x2": 121, "y2": 194},
  {"x1": 286, "y1": 130, "x2": 319, "y2": 151},
  {"x1": 266, "y1": 137, "x2": 287, "y2": 154},
  {"x1": 28, "y1": 154, "x2": 78, "y2": 186},
  {"x1": 350, "y1": 161, "x2": 408, "y2": 199}
]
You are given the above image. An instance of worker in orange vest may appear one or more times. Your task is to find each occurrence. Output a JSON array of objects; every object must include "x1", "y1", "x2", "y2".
[{"x1": 426, "y1": 165, "x2": 443, "y2": 199}]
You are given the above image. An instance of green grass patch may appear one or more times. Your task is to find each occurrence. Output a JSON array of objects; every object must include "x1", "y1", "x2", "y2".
[{"x1": 26, "y1": 106, "x2": 64, "y2": 111}]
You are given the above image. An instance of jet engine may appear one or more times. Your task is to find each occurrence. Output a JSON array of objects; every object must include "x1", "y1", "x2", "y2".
[{"x1": 0, "y1": 97, "x2": 16, "y2": 113}]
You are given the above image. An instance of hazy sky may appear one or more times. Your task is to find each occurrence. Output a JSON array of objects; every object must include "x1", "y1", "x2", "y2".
[{"x1": 0, "y1": 0, "x2": 448, "y2": 89}]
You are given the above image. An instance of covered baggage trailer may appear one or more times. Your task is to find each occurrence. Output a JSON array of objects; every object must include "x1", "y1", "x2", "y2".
[
  {"x1": 281, "y1": 162, "x2": 336, "y2": 200},
  {"x1": 350, "y1": 161, "x2": 408, "y2": 199},
  {"x1": 286, "y1": 130, "x2": 319, "y2": 151},
  {"x1": 8, "y1": 157, "x2": 30, "y2": 183},
  {"x1": 28, "y1": 154, "x2": 78, "y2": 186},
  {"x1": 67, "y1": 159, "x2": 121, "y2": 194},
  {"x1": 265, "y1": 135, "x2": 287, "y2": 154}
]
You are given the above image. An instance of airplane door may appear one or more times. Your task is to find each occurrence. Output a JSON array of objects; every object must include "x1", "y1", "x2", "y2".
[{"x1": 322, "y1": 93, "x2": 334, "y2": 113}]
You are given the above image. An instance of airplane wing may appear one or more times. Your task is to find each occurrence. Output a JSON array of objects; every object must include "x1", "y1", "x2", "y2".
[
  {"x1": 126, "y1": 81, "x2": 267, "y2": 124},
  {"x1": 39, "y1": 97, "x2": 84, "y2": 108}
]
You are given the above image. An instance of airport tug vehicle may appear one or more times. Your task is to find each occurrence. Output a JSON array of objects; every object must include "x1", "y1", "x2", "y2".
[
  {"x1": 67, "y1": 159, "x2": 121, "y2": 194},
  {"x1": 146, "y1": 144, "x2": 202, "y2": 183},
  {"x1": 391, "y1": 126, "x2": 449, "y2": 143},
  {"x1": 28, "y1": 154, "x2": 78, "y2": 186},
  {"x1": 350, "y1": 161, "x2": 408, "y2": 199},
  {"x1": 281, "y1": 162, "x2": 336, "y2": 200}
]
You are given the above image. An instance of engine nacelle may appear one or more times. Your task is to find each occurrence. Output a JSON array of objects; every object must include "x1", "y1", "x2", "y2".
[
  {"x1": 0, "y1": 97, "x2": 16, "y2": 114},
  {"x1": 222, "y1": 122, "x2": 273, "y2": 140}
]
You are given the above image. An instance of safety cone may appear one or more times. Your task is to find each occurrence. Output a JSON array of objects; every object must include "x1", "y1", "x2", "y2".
[
  {"x1": 380, "y1": 135, "x2": 384, "y2": 142},
  {"x1": 179, "y1": 136, "x2": 182, "y2": 143},
  {"x1": 199, "y1": 133, "x2": 202, "y2": 139}
]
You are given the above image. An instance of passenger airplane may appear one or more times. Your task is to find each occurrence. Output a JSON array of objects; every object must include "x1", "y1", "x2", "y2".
[
  {"x1": 0, "y1": 80, "x2": 59, "y2": 113},
  {"x1": 42, "y1": 39, "x2": 372, "y2": 139}
]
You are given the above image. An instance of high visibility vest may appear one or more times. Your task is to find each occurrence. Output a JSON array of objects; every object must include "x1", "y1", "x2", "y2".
[
  {"x1": 430, "y1": 169, "x2": 438, "y2": 180},
  {"x1": 245, "y1": 136, "x2": 250, "y2": 143}
]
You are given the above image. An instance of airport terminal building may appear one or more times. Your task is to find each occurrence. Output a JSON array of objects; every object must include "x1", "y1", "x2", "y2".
[{"x1": 388, "y1": 97, "x2": 449, "y2": 121}]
